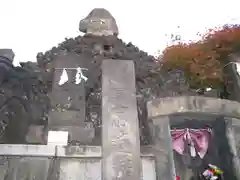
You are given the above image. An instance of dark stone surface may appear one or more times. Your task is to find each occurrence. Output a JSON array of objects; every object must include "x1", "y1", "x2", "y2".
[
  {"x1": 26, "y1": 125, "x2": 46, "y2": 144},
  {"x1": 0, "y1": 60, "x2": 50, "y2": 144},
  {"x1": 50, "y1": 52, "x2": 87, "y2": 112},
  {"x1": 48, "y1": 52, "x2": 95, "y2": 144},
  {"x1": 49, "y1": 53, "x2": 86, "y2": 122},
  {"x1": 101, "y1": 60, "x2": 141, "y2": 180}
]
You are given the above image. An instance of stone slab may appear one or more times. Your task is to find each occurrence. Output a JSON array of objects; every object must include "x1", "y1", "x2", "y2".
[
  {"x1": 48, "y1": 52, "x2": 95, "y2": 144},
  {"x1": 101, "y1": 59, "x2": 141, "y2": 180},
  {"x1": 227, "y1": 54, "x2": 240, "y2": 102},
  {"x1": 0, "y1": 144, "x2": 153, "y2": 157},
  {"x1": 49, "y1": 52, "x2": 89, "y2": 128},
  {"x1": 56, "y1": 145, "x2": 102, "y2": 158},
  {"x1": 141, "y1": 157, "x2": 156, "y2": 180},
  {"x1": 50, "y1": 67, "x2": 85, "y2": 115},
  {"x1": 147, "y1": 96, "x2": 240, "y2": 119},
  {"x1": 47, "y1": 131, "x2": 69, "y2": 145},
  {"x1": 0, "y1": 144, "x2": 56, "y2": 156}
]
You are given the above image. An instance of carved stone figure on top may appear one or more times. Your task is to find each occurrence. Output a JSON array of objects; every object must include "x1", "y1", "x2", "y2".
[
  {"x1": 79, "y1": 8, "x2": 119, "y2": 36},
  {"x1": 0, "y1": 49, "x2": 14, "y2": 61}
]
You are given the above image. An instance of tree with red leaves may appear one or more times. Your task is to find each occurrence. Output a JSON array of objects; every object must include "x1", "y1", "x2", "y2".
[{"x1": 161, "y1": 24, "x2": 240, "y2": 89}]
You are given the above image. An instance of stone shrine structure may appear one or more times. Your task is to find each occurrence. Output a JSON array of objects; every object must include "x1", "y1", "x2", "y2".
[{"x1": 0, "y1": 8, "x2": 239, "y2": 180}]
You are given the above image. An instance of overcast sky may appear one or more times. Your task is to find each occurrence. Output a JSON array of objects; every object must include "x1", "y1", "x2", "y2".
[{"x1": 1, "y1": 0, "x2": 240, "y2": 66}]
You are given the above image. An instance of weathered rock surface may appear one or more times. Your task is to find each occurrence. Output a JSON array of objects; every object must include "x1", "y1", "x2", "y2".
[
  {"x1": 79, "y1": 8, "x2": 119, "y2": 36},
  {"x1": 36, "y1": 34, "x2": 197, "y2": 144},
  {"x1": 0, "y1": 60, "x2": 50, "y2": 144}
]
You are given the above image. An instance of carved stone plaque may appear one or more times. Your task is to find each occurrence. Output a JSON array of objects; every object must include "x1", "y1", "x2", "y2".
[
  {"x1": 101, "y1": 59, "x2": 141, "y2": 180},
  {"x1": 49, "y1": 52, "x2": 89, "y2": 125},
  {"x1": 48, "y1": 52, "x2": 94, "y2": 144}
]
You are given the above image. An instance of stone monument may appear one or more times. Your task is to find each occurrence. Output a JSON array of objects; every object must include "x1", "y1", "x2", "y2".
[
  {"x1": 47, "y1": 52, "x2": 94, "y2": 145},
  {"x1": 1, "y1": 7, "x2": 240, "y2": 180},
  {"x1": 102, "y1": 59, "x2": 141, "y2": 180}
]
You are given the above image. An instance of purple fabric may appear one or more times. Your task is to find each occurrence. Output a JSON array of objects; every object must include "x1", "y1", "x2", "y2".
[{"x1": 171, "y1": 128, "x2": 212, "y2": 158}]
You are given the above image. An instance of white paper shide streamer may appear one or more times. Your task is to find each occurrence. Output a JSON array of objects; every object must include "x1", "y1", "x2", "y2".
[
  {"x1": 58, "y1": 67, "x2": 88, "y2": 86},
  {"x1": 75, "y1": 67, "x2": 88, "y2": 84},
  {"x1": 58, "y1": 68, "x2": 68, "y2": 85}
]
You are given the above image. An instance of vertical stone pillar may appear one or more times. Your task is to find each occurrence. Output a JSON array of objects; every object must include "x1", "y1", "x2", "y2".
[
  {"x1": 147, "y1": 116, "x2": 176, "y2": 180},
  {"x1": 225, "y1": 117, "x2": 240, "y2": 180},
  {"x1": 101, "y1": 59, "x2": 141, "y2": 180}
]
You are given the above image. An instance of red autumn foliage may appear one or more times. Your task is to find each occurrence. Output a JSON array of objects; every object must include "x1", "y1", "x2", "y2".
[{"x1": 161, "y1": 24, "x2": 240, "y2": 89}]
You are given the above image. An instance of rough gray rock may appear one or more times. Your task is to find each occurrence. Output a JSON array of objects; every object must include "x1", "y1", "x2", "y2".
[
  {"x1": 0, "y1": 58, "x2": 50, "y2": 144},
  {"x1": 0, "y1": 49, "x2": 15, "y2": 63},
  {"x1": 79, "y1": 8, "x2": 119, "y2": 36}
]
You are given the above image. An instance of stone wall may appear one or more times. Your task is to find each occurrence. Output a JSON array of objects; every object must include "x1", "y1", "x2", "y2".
[{"x1": 0, "y1": 144, "x2": 155, "y2": 180}]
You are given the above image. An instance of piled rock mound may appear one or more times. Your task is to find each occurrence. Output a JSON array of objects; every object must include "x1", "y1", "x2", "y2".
[
  {"x1": 36, "y1": 9, "x2": 192, "y2": 144},
  {"x1": 0, "y1": 9, "x2": 222, "y2": 145}
]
